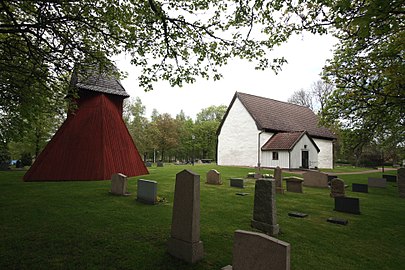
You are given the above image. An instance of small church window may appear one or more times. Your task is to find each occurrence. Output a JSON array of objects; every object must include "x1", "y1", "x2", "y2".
[{"x1": 272, "y1": 152, "x2": 279, "y2": 160}]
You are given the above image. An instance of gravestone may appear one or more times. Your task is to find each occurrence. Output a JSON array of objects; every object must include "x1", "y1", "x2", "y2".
[
  {"x1": 247, "y1": 172, "x2": 255, "y2": 178},
  {"x1": 206, "y1": 169, "x2": 222, "y2": 185},
  {"x1": 145, "y1": 162, "x2": 152, "y2": 167},
  {"x1": 327, "y1": 217, "x2": 348, "y2": 226},
  {"x1": 274, "y1": 166, "x2": 284, "y2": 194},
  {"x1": 288, "y1": 212, "x2": 308, "y2": 218},
  {"x1": 167, "y1": 170, "x2": 203, "y2": 263},
  {"x1": 352, "y1": 183, "x2": 368, "y2": 193},
  {"x1": 368, "y1": 177, "x2": 387, "y2": 188},
  {"x1": 157, "y1": 161, "x2": 164, "y2": 167},
  {"x1": 284, "y1": 177, "x2": 303, "y2": 193},
  {"x1": 398, "y1": 168, "x2": 405, "y2": 198},
  {"x1": 110, "y1": 173, "x2": 130, "y2": 196},
  {"x1": 251, "y1": 179, "x2": 279, "y2": 236},
  {"x1": 327, "y1": 174, "x2": 338, "y2": 184},
  {"x1": 334, "y1": 197, "x2": 360, "y2": 215},
  {"x1": 303, "y1": 171, "x2": 329, "y2": 188},
  {"x1": 137, "y1": 179, "x2": 157, "y2": 204},
  {"x1": 254, "y1": 173, "x2": 262, "y2": 179},
  {"x1": 222, "y1": 230, "x2": 290, "y2": 270},
  {"x1": 330, "y1": 178, "x2": 345, "y2": 198},
  {"x1": 382, "y1": 174, "x2": 397, "y2": 183},
  {"x1": 230, "y1": 178, "x2": 244, "y2": 188}
]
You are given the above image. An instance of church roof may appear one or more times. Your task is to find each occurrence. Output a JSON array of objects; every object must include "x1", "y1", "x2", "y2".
[
  {"x1": 218, "y1": 92, "x2": 336, "y2": 140},
  {"x1": 262, "y1": 131, "x2": 320, "y2": 152}
]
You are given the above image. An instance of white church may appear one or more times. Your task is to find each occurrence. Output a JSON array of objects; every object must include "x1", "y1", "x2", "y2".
[{"x1": 217, "y1": 92, "x2": 336, "y2": 169}]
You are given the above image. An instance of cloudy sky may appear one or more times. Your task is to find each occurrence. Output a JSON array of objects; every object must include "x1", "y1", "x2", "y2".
[{"x1": 114, "y1": 32, "x2": 337, "y2": 119}]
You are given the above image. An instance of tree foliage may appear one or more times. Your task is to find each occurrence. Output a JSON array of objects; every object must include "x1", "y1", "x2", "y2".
[{"x1": 320, "y1": 0, "x2": 404, "y2": 139}]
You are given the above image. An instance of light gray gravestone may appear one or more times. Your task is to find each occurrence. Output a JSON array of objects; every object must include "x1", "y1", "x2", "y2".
[
  {"x1": 110, "y1": 173, "x2": 130, "y2": 196},
  {"x1": 137, "y1": 179, "x2": 157, "y2": 204},
  {"x1": 221, "y1": 230, "x2": 290, "y2": 270},
  {"x1": 251, "y1": 178, "x2": 279, "y2": 236},
  {"x1": 206, "y1": 169, "x2": 222, "y2": 185},
  {"x1": 330, "y1": 178, "x2": 345, "y2": 198},
  {"x1": 230, "y1": 178, "x2": 244, "y2": 188},
  {"x1": 303, "y1": 171, "x2": 329, "y2": 188},
  {"x1": 284, "y1": 177, "x2": 304, "y2": 193},
  {"x1": 167, "y1": 170, "x2": 204, "y2": 263},
  {"x1": 398, "y1": 168, "x2": 405, "y2": 198},
  {"x1": 368, "y1": 177, "x2": 387, "y2": 188}
]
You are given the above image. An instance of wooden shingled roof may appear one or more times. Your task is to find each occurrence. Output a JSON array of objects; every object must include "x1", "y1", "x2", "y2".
[
  {"x1": 220, "y1": 92, "x2": 336, "y2": 140},
  {"x1": 261, "y1": 131, "x2": 320, "y2": 152},
  {"x1": 70, "y1": 67, "x2": 129, "y2": 98}
]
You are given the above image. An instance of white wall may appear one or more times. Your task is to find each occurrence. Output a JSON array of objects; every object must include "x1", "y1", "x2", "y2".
[
  {"x1": 313, "y1": 138, "x2": 334, "y2": 169},
  {"x1": 218, "y1": 98, "x2": 264, "y2": 167},
  {"x1": 290, "y1": 134, "x2": 319, "y2": 169},
  {"x1": 261, "y1": 150, "x2": 289, "y2": 168}
]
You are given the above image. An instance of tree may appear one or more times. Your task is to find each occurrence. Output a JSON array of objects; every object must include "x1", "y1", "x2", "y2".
[
  {"x1": 147, "y1": 112, "x2": 180, "y2": 162},
  {"x1": 195, "y1": 105, "x2": 227, "y2": 160},
  {"x1": 1, "y1": 0, "x2": 295, "y2": 138},
  {"x1": 287, "y1": 89, "x2": 314, "y2": 110},
  {"x1": 319, "y1": 0, "x2": 404, "y2": 139},
  {"x1": 123, "y1": 97, "x2": 150, "y2": 160},
  {"x1": 311, "y1": 80, "x2": 334, "y2": 113}
]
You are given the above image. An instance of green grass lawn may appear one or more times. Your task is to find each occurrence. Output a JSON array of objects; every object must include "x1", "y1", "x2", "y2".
[{"x1": 1, "y1": 165, "x2": 404, "y2": 269}]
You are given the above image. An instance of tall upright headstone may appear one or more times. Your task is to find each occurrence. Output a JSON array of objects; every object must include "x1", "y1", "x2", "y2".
[
  {"x1": 274, "y1": 166, "x2": 284, "y2": 194},
  {"x1": 398, "y1": 168, "x2": 405, "y2": 198},
  {"x1": 110, "y1": 173, "x2": 130, "y2": 196},
  {"x1": 251, "y1": 179, "x2": 279, "y2": 236},
  {"x1": 167, "y1": 170, "x2": 204, "y2": 263},
  {"x1": 222, "y1": 230, "x2": 291, "y2": 270}
]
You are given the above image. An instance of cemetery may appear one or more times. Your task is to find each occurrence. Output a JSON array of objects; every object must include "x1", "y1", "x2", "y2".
[{"x1": 0, "y1": 165, "x2": 404, "y2": 269}]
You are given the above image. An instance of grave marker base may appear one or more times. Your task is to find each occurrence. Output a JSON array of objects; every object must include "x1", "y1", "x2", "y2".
[
  {"x1": 251, "y1": 219, "x2": 279, "y2": 236},
  {"x1": 167, "y1": 237, "x2": 204, "y2": 264},
  {"x1": 288, "y1": 212, "x2": 308, "y2": 218},
  {"x1": 327, "y1": 217, "x2": 348, "y2": 225}
]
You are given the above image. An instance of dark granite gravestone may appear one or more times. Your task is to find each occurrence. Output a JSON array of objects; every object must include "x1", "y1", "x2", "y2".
[
  {"x1": 398, "y1": 168, "x2": 405, "y2": 198},
  {"x1": 327, "y1": 217, "x2": 348, "y2": 225},
  {"x1": 368, "y1": 177, "x2": 387, "y2": 188},
  {"x1": 288, "y1": 212, "x2": 308, "y2": 218},
  {"x1": 230, "y1": 178, "x2": 244, "y2": 188},
  {"x1": 251, "y1": 179, "x2": 279, "y2": 235},
  {"x1": 352, "y1": 183, "x2": 368, "y2": 193},
  {"x1": 157, "y1": 161, "x2": 164, "y2": 167},
  {"x1": 145, "y1": 162, "x2": 152, "y2": 167},
  {"x1": 382, "y1": 174, "x2": 397, "y2": 183},
  {"x1": 334, "y1": 197, "x2": 360, "y2": 215}
]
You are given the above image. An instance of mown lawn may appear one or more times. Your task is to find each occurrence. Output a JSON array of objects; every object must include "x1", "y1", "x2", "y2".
[{"x1": 1, "y1": 165, "x2": 404, "y2": 269}]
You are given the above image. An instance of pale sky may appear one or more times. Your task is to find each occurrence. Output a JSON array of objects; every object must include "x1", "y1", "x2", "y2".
[{"x1": 114, "y1": 32, "x2": 337, "y2": 119}]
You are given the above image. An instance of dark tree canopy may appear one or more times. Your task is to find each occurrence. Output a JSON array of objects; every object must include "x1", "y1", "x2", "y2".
[{"x1": 1, "y1": 0, "x2": 404, "y2": 149}]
